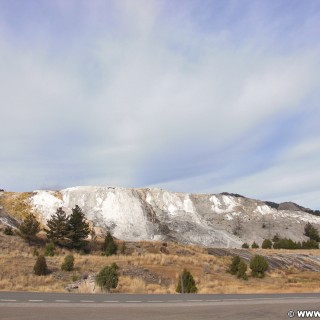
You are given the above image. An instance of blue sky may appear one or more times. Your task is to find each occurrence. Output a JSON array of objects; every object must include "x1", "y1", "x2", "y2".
[{"x1": 1, "y1": 0, "x2": 320, "y2": 208}]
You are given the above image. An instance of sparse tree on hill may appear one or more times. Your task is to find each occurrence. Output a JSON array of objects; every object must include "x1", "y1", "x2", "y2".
[
  {"x1": 251, "y1": 241, "x2": 259, "y2": 249},
  {"x1": 304, "y1": 223, "x2": 320, "y2": 242},
  {"x1": 96, "y1": 263, "x2": 119, "y2": 292},
  {"x1": 61, "y1": 254, "x2": 75, "y2": 271},
  {"x1": 19, "y1": 213, "x2": 40, "y2": 243},
  {"x1": 242, "y1": 242, "x2": 249, "y2": 248},
  {"x1": 250, "y1": 255, "x2": 268, "y2": 278},
  {"x1": 45, "y1": 207, "x2": 69, "y2": 244},
  {"x1": 227, "y1": 255, "x2": 248, "y2": 280},
  {"x1": 103, "y1": 232, "x2": 117, "y2": 256},
  {"x1": 262, "y1": 239, "x2": 272, "y2": 249},
  {"x1": 67, "y1": 205, "x2": 90, "y2": 249},
  {"x1": 176, "y1": 269, "x2": 198, "y2": 293},
  {"x1": 34, "y1": 255, "x2": 48, "y2": 276}
]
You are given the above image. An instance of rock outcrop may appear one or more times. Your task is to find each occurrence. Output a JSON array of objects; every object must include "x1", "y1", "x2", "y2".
[{"x1": 24, "y1": 186, "x2": 320, "y2": 248}]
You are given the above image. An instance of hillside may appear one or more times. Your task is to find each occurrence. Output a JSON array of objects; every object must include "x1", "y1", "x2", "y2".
[
  {"x1": 1, "y1": 227, "x2": 320, "y2": 294},
  {"x1": 1, "y1": 187, "x2": 320, "y2": 247}
]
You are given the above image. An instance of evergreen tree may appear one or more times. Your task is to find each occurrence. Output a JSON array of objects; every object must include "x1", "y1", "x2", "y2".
[
  {"x1": 19, "y1": 213, "x2": 40, "y2": 242},
  {"x1": 45, "y1": 207, "x2": 69, "y2": 244},
  {"x1": 261, "y1": 239, "x2": 272, "y2": 249},
  {"x1": 44, "y1": 242, "x2": 55, "y2": 256},
  {"x1": 241, "y1": 242, "x2": 249, "y2": 249},
  {"x1": 228, "y1": 256, "x2": 241, "y2": 275},
  {"x1": 96, "y1": 264, "x2": 119, "y2": 292},
  {"x1": 251, "y1": 241, "x2": 259, "y2": 249},
  {"x1": 103, "y1": 232, "x2": 117, "y2": 256},
  {"x1": 34, "y1": 255, "x2": 48, "y2": 276},
  {"x1": 304, "y1": 223, "x2": 320, "y2": 242},
  {"x1": 227, "y1": 255, "x2": 248, "y2": 280},
  {"x1": 67, "y1": 205, "x2": 90, "y2": 249},
  {"x1": 250, "y1": 255, "x2": 268, "y2": 278},
  {"x1": 176, "y1": 269, "x2": 198, "y2": 293},
  {"x1": 61, "y1": 254, "x2": 75, "y2": 271}
]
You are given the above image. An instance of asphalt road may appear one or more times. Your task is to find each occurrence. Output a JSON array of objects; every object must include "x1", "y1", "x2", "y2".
[{"x1": 1, "y1": 292, "x2": 320, "y2": 320}]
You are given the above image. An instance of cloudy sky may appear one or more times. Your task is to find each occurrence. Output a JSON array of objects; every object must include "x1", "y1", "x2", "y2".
[{"x1": 1, "y1": 0, "x2": 320, "y2": 208}]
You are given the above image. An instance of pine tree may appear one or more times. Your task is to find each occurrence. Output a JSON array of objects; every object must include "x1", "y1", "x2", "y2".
[
  {"x1": 61, "y1": 254, "x2": 75, "y2": 271},
  {"x1": 45, "y1": 207, "x2": 69, "y2": 244},
  {"x1": 67, "y1": 205, "x2": 90, "y2": 249},
  {"x1": 34, "y1": 255, "x2": 48, "y2": 276},
  {"x1": 19, "y1": 213, "x2": 40, "y2": 243},
  {"x1": 96, "y1": 264, "x2": 119, "y2": 292},
  {"x1": 103, "y1": 232, "x2": 117, "y2": 256},
  {"x1": 176, "y1": 269, "x2": 198, "y2": 293},
  {"x1": 250, "y1": 255, "x2": 268, "y2": 278}
]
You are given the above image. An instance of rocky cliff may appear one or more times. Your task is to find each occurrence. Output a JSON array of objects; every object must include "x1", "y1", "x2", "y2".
[{"x1": 12, "y1": 186, "x2": 317, "y2": 248}]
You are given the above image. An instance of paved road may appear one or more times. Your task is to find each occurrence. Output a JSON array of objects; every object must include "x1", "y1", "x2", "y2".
[{"x1": 1, "y1": 292, "x2": 320, "y2": 320}]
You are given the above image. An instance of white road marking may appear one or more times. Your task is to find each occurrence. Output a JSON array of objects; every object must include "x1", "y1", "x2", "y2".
[
  {"x1": 55, "y1": 300, "x2": 70, "y2": 303},
  {"x1": 205, "y1": 299, "x2": 222, "y2": 302},
  {"x1": 147, "y1": 301, "x2": 163, "y2": 303},
  {"x1": 80, "y1": 300, "x2": 95, "y2": 303},
  {"x1": 187, "y1": 300, "x2": 203, "y2": 302},
  {"x1": 168, "y1": 300, "x2": 184, "y2": 302},
  {"x1": 104, "y1": 301, "x2": 119, "y2": 303},
  {"x1": 28, "y1": 300, "x2": 43, "y2": 302},
  {"x1": 0, "y1": 299, "x2": 17, "y2": 302},
  {"x1": 126, "y1": 300, "x2": 142, "y2": 303}
]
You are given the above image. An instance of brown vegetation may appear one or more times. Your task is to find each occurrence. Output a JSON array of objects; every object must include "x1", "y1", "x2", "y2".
[{"x1": 1, "y1": 224, "x2": 320, "y2": 294}]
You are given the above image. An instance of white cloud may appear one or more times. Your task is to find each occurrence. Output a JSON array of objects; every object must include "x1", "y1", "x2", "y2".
[{"x1": 0, "y1": 1, "x2": 320, "y2": 209}]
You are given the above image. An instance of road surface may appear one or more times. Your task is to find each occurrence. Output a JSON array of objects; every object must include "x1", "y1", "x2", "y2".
[{"x1": 1, "y1": 292, "x2": 320, "y2": 320}]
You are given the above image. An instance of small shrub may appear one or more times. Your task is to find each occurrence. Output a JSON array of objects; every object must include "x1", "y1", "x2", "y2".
[
  {"x1": 3, "y1": 226, "x2": 13, "y2": 235},
  {"x1": 34, "y1": 255, "x2": 48, "y2": 276},
  {"x1": 72, "y1": 274, "x2": 79, "y2": 282},
  {"x1": 227, "y1": 255, "x2": 247, "y2": 280},
  {"x1": 176, "y1": 269, "x2": 198, "y2": 293},
  {"x1": 261, "y1": 239, "x2": 272, "y2": 249},
  {"x1": 61, "y1": 254, "x2": 75, "y2": 271},
  {"x1": 45, "y1": 242, "x2": 55, "y2": 256},
  {"x1": 103, "y1": 232, "x2": 117, "y2": 256},
  {"x1": 237, "y1": 260, "x2": 248, "y2": 280},
  {"x1": 228, "y1": 256, "x2": 241, "y2": 275},
  {"x1": 96, "y1": 264, "x2": 119, "y2": 292},
  {"x1": 242, "y1": 242, "x2": 249, "y2": 248},
  {"x1": 120, "y1": 242, "x2": 126, "y2": 255},
  {"x1": 250, "y1": 255, "x2": 268, "y2": 278},
  {"x1": 251, "y1": 242, "x2": 259, "y2": 249}
]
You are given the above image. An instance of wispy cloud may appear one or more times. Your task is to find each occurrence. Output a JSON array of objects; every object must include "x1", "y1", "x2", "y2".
[{"x1": 0, "y1": 0, "x2": 319, "y2": 207}]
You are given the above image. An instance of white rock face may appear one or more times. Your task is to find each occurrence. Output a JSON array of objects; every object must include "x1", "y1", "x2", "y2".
[{"x1": 28, "y1": 186, "x2": 320, "y2": 248}]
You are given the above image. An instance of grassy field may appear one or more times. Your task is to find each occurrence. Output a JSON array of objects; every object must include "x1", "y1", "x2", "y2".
[{"x1": 1, "y1": 226, "x2": 320, "y2": 294}]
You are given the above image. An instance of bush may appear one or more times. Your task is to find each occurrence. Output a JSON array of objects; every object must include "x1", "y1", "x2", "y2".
[
  {"x1": 237, "y1": 260, "x2": 248, "y2": 280},
  {"x1": 251, "y1": 242, "x2": 259, "y2": 249},
  {"x1": 45, "y1": 242, "x2": 55, "y2": 256},
  {"x1": 227, "y1": 255, "x2": 247, "y2": 280},
  {"x1": 261, "y1": 239, "x2": 272, "y2": 249},
  {"x1": 3, "y1": 226, "x2": 13, "y2": 235},
  {"x1": 250, "y1": 255, "x2": 268, "y2": 278},
  {"x1": 242, "y1": 242, "x2": 249, "y2": 248},
  {"x1": 61, "y1": 254, "x2": 75, "y2": 271},
  {"x1": 176, "y1": 269, "x2": 198, "y2": 293},
  {"x1": 33, "y1": 248, "x2": 39, "y2": 257},
  {"x1": 304, "y1": 223, "x2": 320, "y2": 242},
  {"x1": 302, "y1": 240, "x2": 319, "y2": 249},
  {"x1": 34, "y1": 255, "x2": 48, "y2": 276},
  {"x1": 103, "y1": 232, "x2": 117, "y2": 256},
  {"x1": 96, "y1": 264, "x2": 119, "y2": 292},
  {"x1": 228, "y1": 256, "x2": 241, "y2": 275}
]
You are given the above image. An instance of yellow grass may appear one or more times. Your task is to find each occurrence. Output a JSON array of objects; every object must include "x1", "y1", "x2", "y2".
[{"x1": 1, "y1": 229, "x2": 320, "y2": 294}]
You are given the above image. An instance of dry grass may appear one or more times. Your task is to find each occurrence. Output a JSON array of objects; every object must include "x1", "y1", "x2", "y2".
[
  {"x1": 1, "y1": 229, "x2": 320, "y2": 294},
  {"x1": 0, "y1": 192, "x2": 34, "y2": 221}
]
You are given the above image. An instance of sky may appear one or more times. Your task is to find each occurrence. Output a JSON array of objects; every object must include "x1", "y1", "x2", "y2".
[{"x1": 1, "y1": 0, "x2": 320, "y2": 208}]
